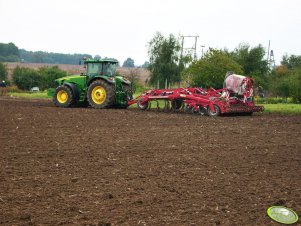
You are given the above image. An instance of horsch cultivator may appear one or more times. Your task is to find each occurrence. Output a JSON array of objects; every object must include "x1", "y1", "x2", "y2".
[{"x1": 128, "y1": 73, "x2": 264, "y2": 116}]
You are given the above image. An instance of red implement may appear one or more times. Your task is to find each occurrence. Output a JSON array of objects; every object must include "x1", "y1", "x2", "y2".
[{"x1": 128, "y1": 73, "x2": 264, "y2": 116}]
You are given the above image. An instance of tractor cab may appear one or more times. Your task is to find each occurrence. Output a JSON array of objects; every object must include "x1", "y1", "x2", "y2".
[{"x1": 84, "y1": 59, "x2": 118, "y2": 78}]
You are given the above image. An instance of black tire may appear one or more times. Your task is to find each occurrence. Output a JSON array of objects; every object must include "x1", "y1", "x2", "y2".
[
  {"x1": 171, "y1": 99, "x2": 183, "y2": 110},
  {"x1": 87, "y1": 80, "x2": 115, "y2": 109},
  {"x1": 207, "y1": 104, "x2": 220, "y2": 117},
  {"x1": 199, "y1": 107, "x2": 207, "y2": 116},
  {"x1": 137, "y1": 100, "x2": 149, "y2": 110},
  {"x1": 191, "y1": 106, "x2": 207, "y2": 115},
  {"x1": 191, "y1": 107, "x2": 199, "y2": 114},
  {"x1": 241, "y1": 112, "x2": 253, "y2": 116},
  {"x1": 53, "y1": 85, "x2": 74, "y2": 108},
  {"x1": 184, "y1": 104, "x2": 192, "y2": 113}
]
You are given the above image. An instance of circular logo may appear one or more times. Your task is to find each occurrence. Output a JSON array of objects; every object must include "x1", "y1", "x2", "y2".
[{"x1": 267, "y1": 206, "x2": 299, "y2": 224}]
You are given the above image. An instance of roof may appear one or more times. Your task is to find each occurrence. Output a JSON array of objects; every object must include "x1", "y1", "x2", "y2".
[{"x1": 84, "y1": 58, "x2": 119, "y2": 64}]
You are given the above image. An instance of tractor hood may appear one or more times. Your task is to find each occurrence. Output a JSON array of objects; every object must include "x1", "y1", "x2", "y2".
[
  {"x1": 55, "y1": 74, "x2": 86, "y2": 88},
  {"x1": 55, "y1": 74, "x2": 81, "y2": 82}
]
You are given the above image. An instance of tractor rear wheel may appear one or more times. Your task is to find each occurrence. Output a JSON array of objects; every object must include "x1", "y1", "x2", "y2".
[
  {"x1": 207, "y1": 104, "x2": 220, "y2": 117},
  {"x1": 88, "y1": 80, "x2": 115, "y2": 108},
  {"x1": 53, "y1": 85, "x2": 74, "y2": 108}
]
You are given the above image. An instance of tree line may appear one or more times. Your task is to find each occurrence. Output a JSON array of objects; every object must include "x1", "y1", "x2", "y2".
[
  {"x1": 0, "y1": 42, "x2": 92, "y2": 64},
  {"x1": 0, "y1": 42, "x2": 150, "y2": 68},
  {"x1": 122, "y1": 57, "x2": 149, "y2": 69},
  {"x1": 147, "y1": 32, "x2": 301, "y2": 103}
]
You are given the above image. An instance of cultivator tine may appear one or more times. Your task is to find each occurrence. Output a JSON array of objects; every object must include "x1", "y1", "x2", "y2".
[
  {"x1": 147, "y1": 101, "x2": 152, "y2": 110},
  {"x1": 164, "y1": 100, "x2": 170, "y2": 112},
  {"x1": 180, "y1": 103, "x2": 185, "y2": 112},
  {"x1": 164, "y1": 100, "x2": 167, "y2": 111},
  {"x1": 156, "y1": 100, "x2": 160, "y2": 110}
]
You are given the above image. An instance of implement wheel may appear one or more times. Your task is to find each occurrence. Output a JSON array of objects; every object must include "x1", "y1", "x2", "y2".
[
  {"x1": 207, "y1": 104, "x2": 220, "y2": 117},
  {"x1": 137, "y1": 100, "x2": 149, "y2": 110},
  {"x1": 171, "y1": 99, "x2": 183, "y2": 110},
  {"x1": 88, "y1": 80, "x2": 115, "y2": 108},
  {"x1": 53, "y1": 85, "x2": 74, "y2": 108}
]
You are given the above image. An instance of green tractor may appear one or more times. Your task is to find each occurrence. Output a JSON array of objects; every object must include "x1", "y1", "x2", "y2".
[{"x1": 53, "y1": 58, "x2": 133, "y2": 108}]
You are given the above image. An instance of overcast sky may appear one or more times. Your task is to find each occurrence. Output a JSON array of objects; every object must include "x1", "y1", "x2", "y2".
[{"x1": 1, "y1": 0, "x2": 301, "y2": 65}]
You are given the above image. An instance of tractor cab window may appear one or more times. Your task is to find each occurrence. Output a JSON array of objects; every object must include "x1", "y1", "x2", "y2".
[
  {"x1": 103, "y1": 63, "x2": 117, "y2": 76},
  {"x1": 87, "y1": 63, "x2": 101, "y2": 76}
]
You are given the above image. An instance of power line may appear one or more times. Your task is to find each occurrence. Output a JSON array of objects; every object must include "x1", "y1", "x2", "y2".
[{"x1": 180, "y1": 35, "x2": 199, "y2": 60}]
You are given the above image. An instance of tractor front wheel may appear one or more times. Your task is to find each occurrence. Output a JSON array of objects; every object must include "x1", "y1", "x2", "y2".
[
  {"x1": 53, "y1": 85, "x2": 74, "y2": 108},
  {"x1": 88, "y1": 80, "x2": 115, "y2": 108}
]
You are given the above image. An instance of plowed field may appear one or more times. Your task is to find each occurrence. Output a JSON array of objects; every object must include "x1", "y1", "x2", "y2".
[{"x1": 0, "y1": 97, "x2": 300, "y2": 225}]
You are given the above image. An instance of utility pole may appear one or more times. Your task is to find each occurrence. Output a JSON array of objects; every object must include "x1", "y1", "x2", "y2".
[
  {"x1": 269, "y1": 50, "x2": 276, "y2": 70},
  {"x1": 180, "y1": 35, "x2": 199, "y2": 60},
  {"x1": 200, "y1": 45, "x2": 205, "y2": 58},
  {"x1": 266, "y1": 40, "x2": 276, "y2": 70},
  {"x1": 194, "y1": 36, "x2": 198, "y2": 59},
  {"x1": 180, "y1": 36, "x2": 184, "y2": 61},
  {"x1": 267, "y1": 40, "x2": 271, "y2": 64}
]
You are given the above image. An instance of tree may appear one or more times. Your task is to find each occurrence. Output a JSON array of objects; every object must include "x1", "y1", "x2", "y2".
[
  {"x1": 269, "y1": 62, "x2": 301, "y2": 103},
  {"x1": 182, "y1": 49, "x2": 243, "y2": 88},
  {"x1": 31, "y1": 51, "x2": 44, "y2": 63},
  {"x1": 94, "y1": 55, "x2": 101, "y2": 60},
  {"x1": 0, "y1": 42, "x2": 20, "y2": 62},
  {"x1": 122, "y1": 58, "x2": 135, "y2": 67},
  {"x1": 0, "y1": 62, "x2": 8, "y2": 81},
  {"x1": 148, "y1": 32, "x2": 181, "y2": 88},
  {"x1": 141, "y1": 61, "x2": 150, "y2": 69},
  {"x1": 227, "y1": 43, "x2": 269, "y2": 87},
  {"x1": 281, "y1": 55, "x2": 301, "y2": 69},
  {"x1": 19, "y1": 49, "x2": 92, "y2": 65},
  {"x1": 288, "y1": 69, "x2": 301, "y2": 103}
]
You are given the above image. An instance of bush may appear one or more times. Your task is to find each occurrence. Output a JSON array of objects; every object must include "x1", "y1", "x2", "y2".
[
  {"x1": 6, "y1": 85, "x2": 22, "y2": 93},
  {"x1": 12, "y1": 66, "x2": 41, "y2": 90},
  {"x1": 0, "y1": 62, "x2": 8, "y2": 81},
  {"x1": 12, "y1": 66, "x2": 67, "y2": 91},
  {"x1": 38, "y1": 66, "x2": 67, "y2": 90},
  {"x1": 255, "y1": 97, "x2": 293, "y2": 104},
  {"x1": 289, "y1": 72, "x2": 301, "y2": 103}
]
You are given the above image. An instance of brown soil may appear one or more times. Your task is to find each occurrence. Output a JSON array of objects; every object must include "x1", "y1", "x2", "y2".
[{"x1": 0, "y1": 97, "x2": 300, "y2": 226}]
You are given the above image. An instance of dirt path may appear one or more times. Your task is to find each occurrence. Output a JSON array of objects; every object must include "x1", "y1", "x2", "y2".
[{"x1": 0, "y1": 97, "x2": 300, "y2": 225}]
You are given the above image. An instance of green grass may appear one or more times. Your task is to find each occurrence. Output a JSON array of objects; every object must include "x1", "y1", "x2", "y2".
[
  {"x1": 6, "y1": 91, "x2": 301, "y2": 115},
  {"x1": 262, "y1": 104, "x2": 301, "y2": 114},
  {"x1": 8, "y1": 91, "x2": 51, "y2": 99}
]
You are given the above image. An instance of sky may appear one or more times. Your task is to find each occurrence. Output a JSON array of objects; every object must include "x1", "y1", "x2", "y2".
[{"x1": 1, "y1": 0, "x2": 301, "y2": 65}]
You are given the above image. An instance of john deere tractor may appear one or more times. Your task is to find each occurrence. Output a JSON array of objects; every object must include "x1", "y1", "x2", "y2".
[{"x1": 53, "y1": 58, "x2": 132, "y2": 108}]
